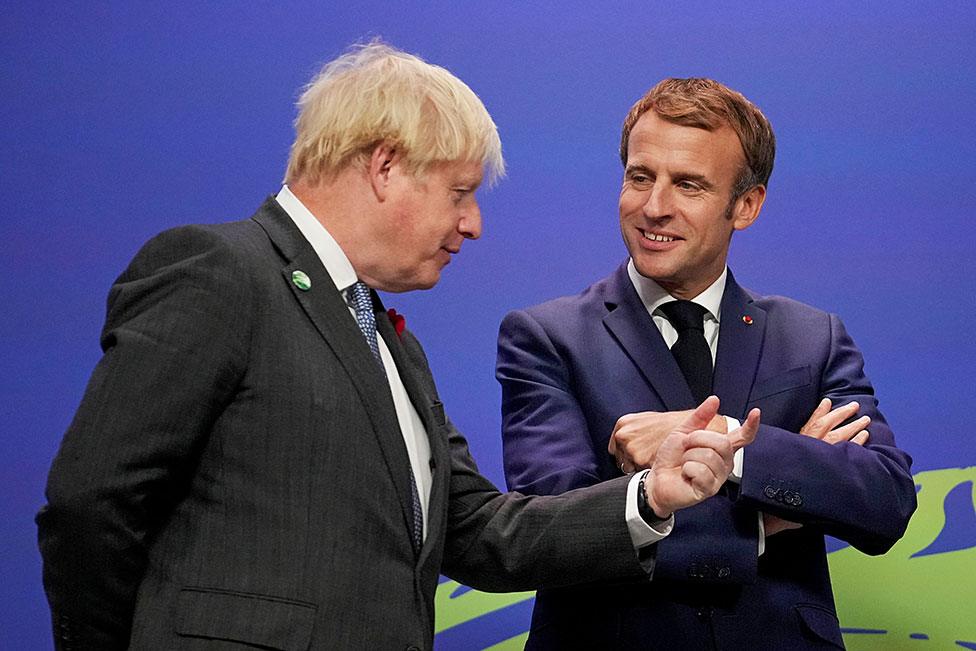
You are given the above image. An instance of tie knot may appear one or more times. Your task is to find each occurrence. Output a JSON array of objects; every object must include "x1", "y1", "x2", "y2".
[{"x1": 659, "y1": 300, "x2": 708, "y2": 333}]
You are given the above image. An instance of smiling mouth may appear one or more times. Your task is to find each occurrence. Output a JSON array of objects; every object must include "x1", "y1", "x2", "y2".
[{"x1": 641, "y1": 230, "x2": 677, "y2": 243}]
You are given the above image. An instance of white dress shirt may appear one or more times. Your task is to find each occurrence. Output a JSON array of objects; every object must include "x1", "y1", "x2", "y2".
[
  {"x1": 276, "y1": 186, "x2": 673, "y2": 553},
  {"x1": 277, "y1": 185, "x2": 433, "y2": 539},
  {"x1": 627, "y1": 259, "x2": 765, "y2": 553}
]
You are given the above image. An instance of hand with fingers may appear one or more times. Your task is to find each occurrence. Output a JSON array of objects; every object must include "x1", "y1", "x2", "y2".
[
  {"x1": 764, "y1": 398, "x2": 872, "y2": 536},
  {"x1": 800, "y1": 398, "x2": 870, "y2": 445},
  {"x1": 610, "y1": 409, "x2": 727, "y2": 474},
  {"x1": 643, "y1": 396, "x2": 760, "y2": 519}
]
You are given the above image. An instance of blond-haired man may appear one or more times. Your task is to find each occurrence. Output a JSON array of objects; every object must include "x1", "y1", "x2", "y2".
[{"x1": 38, "y1": 47, "x2": 754, "y2": 650}]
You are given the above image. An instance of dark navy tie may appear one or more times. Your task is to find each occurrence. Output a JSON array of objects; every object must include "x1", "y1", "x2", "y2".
[
  {"x1": 659, "y1": 300, "x2": 712, "y2": 404},
  {"x1": 348, "y1": 281, "x2": 424, "y2": 552}
]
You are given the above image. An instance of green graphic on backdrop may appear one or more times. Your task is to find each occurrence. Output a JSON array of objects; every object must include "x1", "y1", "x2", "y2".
[
  {"x1": 435, "y1": 466, "x2": 976, "y2": 650},
  {"x1": 833, "y1": 466, "x2": 976, "y2": 649}
]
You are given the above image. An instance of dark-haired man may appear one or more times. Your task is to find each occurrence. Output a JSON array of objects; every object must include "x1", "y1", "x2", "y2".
[{"x1": 497, "y1": 78, "x2": 916, "y2": 649}]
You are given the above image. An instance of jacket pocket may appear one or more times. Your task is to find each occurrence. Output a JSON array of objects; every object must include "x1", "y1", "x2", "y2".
[
  {"x1": 795, "y1": 603, "x2": 844, "y2": 649},
  {"x1": 175, "y1": 587, "x2": 316, "y2": 651},
  {"x1": 750, "y1": 365, "x2": 812, "y2": 401}
]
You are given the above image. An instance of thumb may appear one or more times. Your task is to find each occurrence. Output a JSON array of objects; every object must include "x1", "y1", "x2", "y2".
[
  {"x1": 673, "y1": 396, "x2": 720, "y2": 435},
  {"x1": 730, "y1": 407, "x2": 761, "y2": 450}
]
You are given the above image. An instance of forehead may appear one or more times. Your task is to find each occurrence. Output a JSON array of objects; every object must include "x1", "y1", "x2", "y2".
[
  {"x1": 425, "y1": 159, "x2": 484, "y2": 186},
  {"x1": 627, "y1": 112, "x2": 744, "y2": 179}
]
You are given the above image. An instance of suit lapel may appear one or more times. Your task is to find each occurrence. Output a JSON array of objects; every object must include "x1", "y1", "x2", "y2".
[
  {"x1": 375, "y1": 310, "x2": 451, "y2": 566},
  {"x1": 712, "y1": 272, "x2": 767, "y2": 420},
  {"x1": 251, "y1": 200, "x2": 419, "y2": 547},
  {"x1": 602, "y1": 263, "x2": 696, "y2": 410},
  {"x1": 375, "y1": 306, "x2": 441, "y2": 439}
]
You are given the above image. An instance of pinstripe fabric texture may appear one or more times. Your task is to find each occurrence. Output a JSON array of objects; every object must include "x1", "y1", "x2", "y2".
[
  {"x1": 348, "y1": 280, "x2": 424, "y2": 553},
  {"x1": 37, "y1": 199, "x2": 646, "y2": 651}
]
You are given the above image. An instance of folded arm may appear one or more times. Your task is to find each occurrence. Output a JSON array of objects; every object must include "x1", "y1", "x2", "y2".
[
  {"x1": 496, "y1": 309, "x2": 762, "y2": 586},
  {"x1": 737, "y1": 314, "x2": 916, "y2": 554}
]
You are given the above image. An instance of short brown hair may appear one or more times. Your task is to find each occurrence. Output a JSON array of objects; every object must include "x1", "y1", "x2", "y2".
[{"x1": 619, "y1": 78, "x2": 775, "y2": 197}]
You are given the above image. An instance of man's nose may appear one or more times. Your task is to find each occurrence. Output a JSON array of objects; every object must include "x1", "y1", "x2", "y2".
[
  {"x1": 642, "y1": 184, "x2": 673, "y2": 219},
  {"x1": 460, "y1": 203, "x2": 482, "y2": 239}
]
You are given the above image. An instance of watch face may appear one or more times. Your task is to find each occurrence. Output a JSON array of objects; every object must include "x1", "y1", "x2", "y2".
[{"x1": 637, "y1": 471, "x2": 655, "y2": 519}]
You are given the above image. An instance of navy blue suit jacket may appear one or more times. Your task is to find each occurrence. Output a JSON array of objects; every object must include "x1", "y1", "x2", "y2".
[{"x1": 497, "y1": 262, "x2": 916, "y2": 650}]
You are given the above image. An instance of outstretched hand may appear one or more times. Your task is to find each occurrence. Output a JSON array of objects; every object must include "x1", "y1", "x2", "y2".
[{"x1": 645, "y1": 396, "x2": 760, "y2": 518}]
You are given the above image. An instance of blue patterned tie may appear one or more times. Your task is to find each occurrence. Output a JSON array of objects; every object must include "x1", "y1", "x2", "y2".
[
  {"x1": 348, "y1": 281, "x2": 424, "y2": 552},
  {"x1": 348, "y1": 281, "x2": 383, "y2": 367}
]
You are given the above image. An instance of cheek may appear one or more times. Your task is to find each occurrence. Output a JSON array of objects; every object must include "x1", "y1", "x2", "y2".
[{"x1": 619, "y1": 190, "x2": 638, "y2": 215}]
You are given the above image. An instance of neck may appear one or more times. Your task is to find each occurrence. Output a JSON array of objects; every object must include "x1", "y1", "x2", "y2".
[{"x1": 289, "y1": 173, "x2": 384, "y2": 287}]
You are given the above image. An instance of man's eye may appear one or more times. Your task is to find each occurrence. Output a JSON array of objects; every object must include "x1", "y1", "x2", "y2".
[{"x1": 677, "y1": 181, "x2": 701, "y2": 191}]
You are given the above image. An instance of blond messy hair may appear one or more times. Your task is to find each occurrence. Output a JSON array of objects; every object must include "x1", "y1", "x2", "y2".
[
  {"x1": 285, "y1": 41, "x2": 505, "y2": 186},
  {"x1": 620, "y1": 78, "x2": 775, "y2": 198}
]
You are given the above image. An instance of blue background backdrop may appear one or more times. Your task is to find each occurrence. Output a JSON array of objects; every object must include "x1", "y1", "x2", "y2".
[{"x1": 3, "y1": 2, "x2": 974, "y2": 648}]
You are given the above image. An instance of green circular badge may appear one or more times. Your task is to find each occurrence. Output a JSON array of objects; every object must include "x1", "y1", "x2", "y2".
[{"x1": 291, "y1": 270, "x2": 311, "y2": 291}]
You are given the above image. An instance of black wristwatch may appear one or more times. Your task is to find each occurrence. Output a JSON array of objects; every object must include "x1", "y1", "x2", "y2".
[{"x1": 638, "y1": 470, "x2": 671, "y2": 524}]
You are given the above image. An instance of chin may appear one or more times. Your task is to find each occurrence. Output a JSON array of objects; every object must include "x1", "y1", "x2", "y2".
[
  {"x1": 408, "y1": 272, "x2": 441, "y2": 292},
  {"x1": 632, "y1": 257, "x2": 669, "y2": 282}
]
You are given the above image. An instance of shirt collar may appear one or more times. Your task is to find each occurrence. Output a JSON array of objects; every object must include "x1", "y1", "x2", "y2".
[
  {"x1": 626, "y1": 258, "x2": 727, "y2": 322},
  {"x1": 275, "y1": 184, "x2": 358, "y2": 293}
]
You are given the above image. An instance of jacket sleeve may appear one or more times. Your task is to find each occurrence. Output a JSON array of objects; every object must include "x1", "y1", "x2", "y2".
[
  {"x1": 439, "y1": 417, "x2": 646, "y2": 592},
  {"x1": 495, "y1": 308, "x2": 759, "y2": 587},
  {"x1": 738, "y1": 313, "x2": 916, "y2": 555},
  {"x1": 36, "y1": 226, "x2": 251, "y2": 649},
  {"x1": 496, "y1": 309, "x2": 606, "y2": 494},
  {"x1": 395, "y1": 326, "x2": 646, "y2": 592}
]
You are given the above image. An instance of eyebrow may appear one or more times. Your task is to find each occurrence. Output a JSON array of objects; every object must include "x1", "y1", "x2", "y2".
[
  {"x1": 625, "y1": 165, "x2": 714, "y2": 189},
  {"x1": 674, "y1": 172, "x2": 715, "y2": 190},
  {"x1": 456, "y1": 177, "x2": 483, "y2": 190}
]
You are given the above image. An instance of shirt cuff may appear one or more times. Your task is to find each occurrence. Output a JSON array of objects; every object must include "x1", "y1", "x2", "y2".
[
  {"x1": 758, "y1": 511, "x2": 766, "y2": 556},
  {"x1": 626, "y1": 470, "x2": 674, "y2": 549},
  {"x1": 725, "y1": 416, "x2": 743, "y2": 483}
]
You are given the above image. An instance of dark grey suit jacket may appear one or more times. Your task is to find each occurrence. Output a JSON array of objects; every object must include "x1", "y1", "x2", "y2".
[{"x1": 37, "y1": 199, "x2": 646, "y2": 650}]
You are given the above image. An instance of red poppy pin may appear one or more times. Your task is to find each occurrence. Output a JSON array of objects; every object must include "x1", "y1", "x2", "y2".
[{"x1": 388, "y1": 308, "x2": 406, "y2": 337}]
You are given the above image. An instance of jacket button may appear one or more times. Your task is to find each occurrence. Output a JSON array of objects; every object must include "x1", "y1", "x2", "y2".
[
  {"x1": 718, "y1": 566, "x2": 731, "y2": 579},
  {"x1": 763, "y1": 485, "x2": 778, "y2": 499},
  {"x1": 406, "y1": 646, "x2": 421, "y2": 651}
]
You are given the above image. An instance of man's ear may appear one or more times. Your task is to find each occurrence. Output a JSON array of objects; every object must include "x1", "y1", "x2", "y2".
[
  {"x1": 368, "y1": 142, "x2": 401, "y2": 202},
  {"x1": 731, "y1": 184, "x2": 766, "y2": 232}
]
